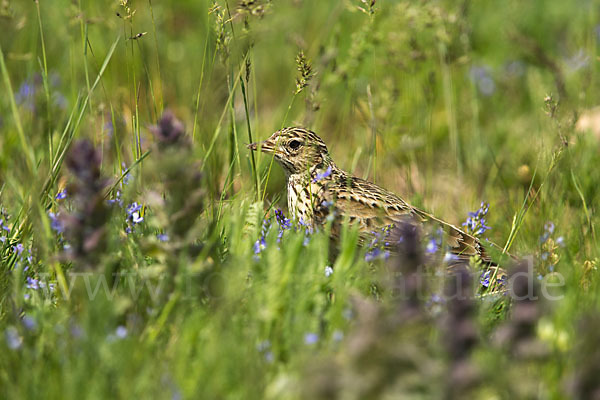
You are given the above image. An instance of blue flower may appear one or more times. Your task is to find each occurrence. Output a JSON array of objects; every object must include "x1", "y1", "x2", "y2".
[
  {"x1": 365, "y1": 248, "x2": 390, "y2": 262},
  {"x1": 469, "y1": 65, "x2": 495, "y2": 96},
  {"x1": 26, "y1": 277, "x2": 40, "y2": 290},
  {"x1": 480, "y1": 270, "x2": 491, "y2": 287},
  {"x1": 126, "y1": 202, "x2": 144, "y2": 224},
  {"x1": 324, "y1": 266, "x2": 334, "y2": 277},
  {"x1": 332, "y1": 330, "x2": 344, "y2": 342},
  {"x1": 275, "y1": 209, "x2": 291, "y2": 230},
  {"x1": 13, "y1": 243, "x2": 24, "y2": 255},
  {"x1": 544, "y1": 222, "x2": 555, "y2": 235},
  {"x1": 107, "y1": 190, "x2": 123, "y2": 207},
  {"x1": 157, "y1": 233, "x2": 169, "y2": 242},
  {"x1": 426, "y1": 238, "x2": 438, "y2": 254},
  {"x1": 443, "y1": 252, "x2": 459, "y2": 263},
  {"x1": 274, "y1": 208, "x2": 291, "y2": 242},
  {"x1": 55, "y1": 189, "x2": 67, "y2": 200},
  {"x1": 253, "y1": 237, "x2": 266, "y2": 255},
  {"x1": 1, "y1": 218, "x2": 10, "y2": 233},
  {"x1": 122, "y1": 163, "x2": 133, "y2": 185},
  {"x1": 462, "y1": 202, "x2": 491, "y2": 237},
  {"x1": 115, "y1": 326, "x2": 128, "y2": 339},
  {"x1": 256, "y1": 340, "x2": 271, "y2": 352},
  {"x1": 304, "y1": 332, "x2": 319, "y2": 345},
  {"x1": 312, "y1": 166, "x2": 332, "y2": 182},
  {"x1": 5, "y1": 327, "x2": 22, "y2": 350},
  {"x1": 48, "y1": 212, "x2": 64, "y2": 233},
  {"x1": 22, "y1": 315, "x2": 37, "y2": 331}
]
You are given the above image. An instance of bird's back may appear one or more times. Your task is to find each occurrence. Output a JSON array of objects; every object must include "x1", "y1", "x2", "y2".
[{"x1": 312, "y1": 169, "x2": 492, "y2": 264}]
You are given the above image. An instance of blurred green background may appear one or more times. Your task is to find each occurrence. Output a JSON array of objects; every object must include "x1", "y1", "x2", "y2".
[{"x1": 0, "y1": 0, "x2": 599, "y2": 398}]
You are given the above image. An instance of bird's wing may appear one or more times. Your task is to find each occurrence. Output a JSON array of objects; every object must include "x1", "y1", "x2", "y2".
[{"x1": 321, "y1": 174, "x2": 492, "y2": 264}]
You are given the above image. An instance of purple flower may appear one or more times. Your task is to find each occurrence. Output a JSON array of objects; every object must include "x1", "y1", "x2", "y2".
[
  {"x1": 157, "y1": 233, "x2": 169, "y2": 242},
  {"x1": 312, "y1": 166, "x2": 332, "y2": 182}
]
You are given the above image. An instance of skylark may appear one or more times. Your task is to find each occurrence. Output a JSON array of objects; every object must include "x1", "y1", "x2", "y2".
[{"x1": 248, "y1": 127, "x2": 500, "y2": 268}]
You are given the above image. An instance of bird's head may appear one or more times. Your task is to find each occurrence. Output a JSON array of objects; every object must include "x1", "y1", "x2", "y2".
[{"x1": 247, "y1": 127, "x2": 333, "y2": 176}]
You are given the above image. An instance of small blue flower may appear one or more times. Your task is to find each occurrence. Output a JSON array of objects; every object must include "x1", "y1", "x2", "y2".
[
  {"x1": 365, "y1": 248, "x2": 389, "y2": 262},
  {"x1": 469, "y1": 65, "x2": 495, "y2": 96},
  {"x1": 256, "y1": 340, "x2": 271, "y2": 352},
  {"x1": 15, "y1": 81, "x2": 35, "y2": 106},
  {"x1": 26, "y1": 277, "x2": 40, "y2": 290},
  {"x1": 324, "y1": 266, "x2": 334, "y2": 277},
  {"x1": 253, "y1": 237, "x2": 266, "y2": 255},
  {"x1": 544, "y1": 222, "x2": 555, "y2": 235},
  {"x1": 1, "y1": 219, "x2": 11, "y2": 232},
  {"x1": 443, "y1": 252, "x2": 459, "y2": 263},
  {"x1": 332, "y1": 330, "x2": 344, "y2": 342},
  {"x1": 5, "y1": 327, "x2": 22, "y2": 350},
  {"x1": 428, "y1": 294, "x2": 445, "y2": 305},
  {"x1": 55, "y1": 189, "x2": 67, "y2": 200},
  {"x1": 274, "y1": 208, "x2": 291, "y2": 242},
  {"x1": 480, "y1": 270, "x2": 491, "y2": 288},
  {"x1": 126, "y1": 202, "x2": 144, "y2": 225},
  {"x1": 462, "y1": 202, "x2": 491, "y2": 237},
  {"x1": 157, "y1": 233, "x2": 169, "y2": 242},
  {"x1": 555, "y1": 236, "x2": 565, "y2": 247},
  {"x1": 312, "y1": 166, "x2": 332, "y2": 182},
  {"x1": 48, "y1": 212, "x2": 64, "y2": 234},
  {"x1": 115, "y1": 326, "x2": 128, "y2": 339},
  {"x1": 264, "y1": 351, "x2": 274, "y2": 363},
  {"x1": 537, "y1": 274, "x2": 543, "y2": 281},
  {"x1": 426, "y1": 238, "x2": 438, "y2": 254},
  {"x1": 13, "y1": 243, "x2": 24, "y2": 255},
  {"x1": 22, "y1": 315, "x2": 37, "y2": 331},
  {"x1": 107, "y1": 190, "x2": 123, "y2": 207},
  {"x1": 304, "y1": 332, "x2": 319, "y2": 345}
]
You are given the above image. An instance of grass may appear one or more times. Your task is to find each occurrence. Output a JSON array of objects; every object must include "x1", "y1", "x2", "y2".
[{"x1": 0, "y1": 0, "x2": 599, "y2": 398}]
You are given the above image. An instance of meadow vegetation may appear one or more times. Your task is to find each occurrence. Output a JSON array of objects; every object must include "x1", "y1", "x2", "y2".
[{"x1": 0, "y1": 0, "x2": 599, "y2": 398}]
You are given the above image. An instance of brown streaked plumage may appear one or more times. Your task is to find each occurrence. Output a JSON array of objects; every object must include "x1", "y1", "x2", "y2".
[{"x1": 248, "y1": 127, "x2": 496, "y2": 265}]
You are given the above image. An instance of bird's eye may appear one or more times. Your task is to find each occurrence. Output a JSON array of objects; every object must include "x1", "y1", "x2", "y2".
[{"x1": 288, "y1": 140, "x2": 302, "y2": 150}]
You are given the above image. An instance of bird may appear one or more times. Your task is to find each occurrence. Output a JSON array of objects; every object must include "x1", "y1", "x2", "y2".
[{"x1": 248, "y1": 127, "x2": 507, "y2": 278}]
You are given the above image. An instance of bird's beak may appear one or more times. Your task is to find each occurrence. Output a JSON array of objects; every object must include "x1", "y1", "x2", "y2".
[{"x1": 246, "y1": 140, "x2": 275, "y2": 154}]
